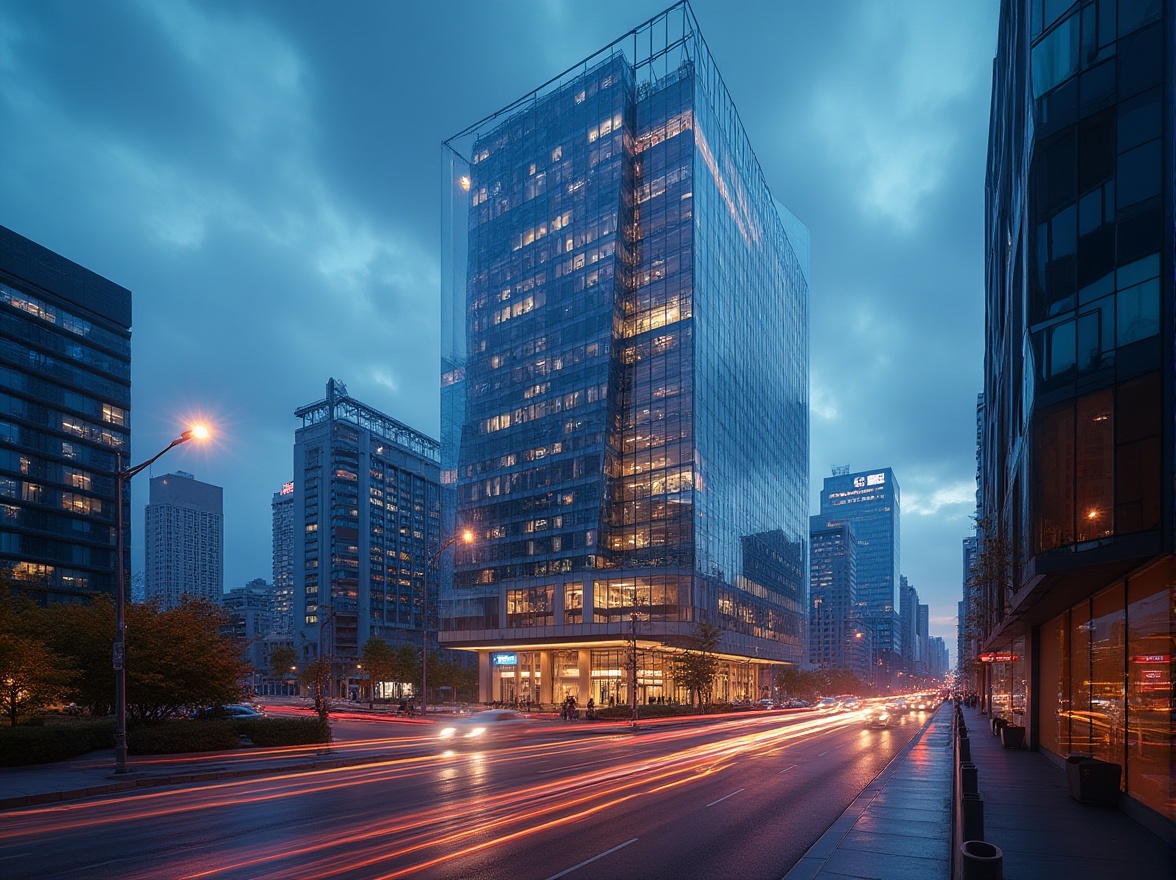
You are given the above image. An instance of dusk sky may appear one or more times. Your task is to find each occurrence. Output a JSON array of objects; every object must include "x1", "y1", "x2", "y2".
[{"x1": 0, "y1": 0, "x2": 1000, "y2": 657}]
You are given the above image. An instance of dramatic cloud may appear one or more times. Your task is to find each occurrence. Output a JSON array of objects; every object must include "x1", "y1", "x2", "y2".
[{"x1": 0, "y1": 0, "x2": 1000, "y2": 659}]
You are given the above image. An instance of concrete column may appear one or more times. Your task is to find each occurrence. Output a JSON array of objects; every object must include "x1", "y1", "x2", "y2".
[
  {"x1": 577, "y1": 649, "x2": 592, "y2": 703},
  {"x1": 539, "y1": 650, "x2": 554, "y2": 706},
  {"x1": 478, "y1": 652, "x2": 492, "y2": 705}
]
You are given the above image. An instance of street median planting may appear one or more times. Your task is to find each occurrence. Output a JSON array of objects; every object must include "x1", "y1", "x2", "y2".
[
  {"x1": 0, "y1": 719, "x2": 115, "y2": 766},
  {"x1": 128, "y1": 719, "x2": 241, "y2": 754},
  {"x1": 237, "y1": 717, "x2": 329, "y2": 747}
]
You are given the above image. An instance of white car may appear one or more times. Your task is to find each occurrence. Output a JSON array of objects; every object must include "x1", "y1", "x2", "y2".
[{"x1": 438, "y1": 710, "x2": 529, "y2": 746}]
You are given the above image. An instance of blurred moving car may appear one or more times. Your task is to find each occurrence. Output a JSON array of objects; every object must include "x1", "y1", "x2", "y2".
[
  {"x1": 193, "y1": 704, "x2": 266, "y2": 720},
  {"x1": 815, "y1": 697, "x2": 840, "y2": 712},
  {"x1": 864, "y1": 707, "x2": 893, "y2": 729},
  {"x1": 438, "y1": 709, "x2": 529, "y2": 747},
  {"x1": 840, "y1": 696, "x2": 860, "y2": 711}
]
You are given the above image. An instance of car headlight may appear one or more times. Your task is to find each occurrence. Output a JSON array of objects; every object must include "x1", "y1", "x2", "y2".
[
  {"x1": 439, "y1": 727, "x2": 456, "y2": 739},
  {"x1": 465, "y1": 726, "x2": 486, "y2": 738}
]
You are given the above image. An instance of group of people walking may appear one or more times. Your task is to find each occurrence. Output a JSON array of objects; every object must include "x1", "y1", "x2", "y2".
[{"x1": 560, "y1": 695, "x2": 595, "y2": 720}]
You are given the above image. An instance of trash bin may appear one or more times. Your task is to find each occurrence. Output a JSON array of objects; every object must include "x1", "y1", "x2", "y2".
[
  {"x1": 960, "y1": 840, "x2": 1003, "y2": 880},
  {"x1": 1065, "y1": 755, "x2": 1120, "y2": 805},
  {"x1": 1000, "y1": 724, "x2": 1025, "y2": 749}
]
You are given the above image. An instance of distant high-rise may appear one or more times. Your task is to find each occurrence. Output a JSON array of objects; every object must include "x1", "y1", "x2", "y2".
[
  {"x1": 0, "y1": 225, "x2": 131, "y2": 605},
  {"x1": 818, "y1": 468, "x2": 901, "y2": 669},
  {"x1": 223, "y1": 578, "x2": 275, "y2": 674},
  {"x1": 809, "y1": 516, "x2": 867, "y2": 679},
  {"x1": 982, "y1": 0, "x2": 1173, "y2": 821},
  {"x1": 271, "y1": 481, "x2": 295, "y2": 635},
  {"x1": 292, "y1": 379, "x2": 442, "y2": 700},
  {"x1": 440, "y1": 2, "x2": 810, "y2": 706},
  {"x1": 144, "y1": 471, "x2": 223, "y2": 609},
  {"x1": 899, "y1": 576, "x2": 918, "y2": 670}
]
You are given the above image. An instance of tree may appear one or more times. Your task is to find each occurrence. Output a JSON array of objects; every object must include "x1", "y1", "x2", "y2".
[
  {"x1": 359, "y1": 637, "x2": 397, "y2": 706},
  {"x1": 775, "y1": 667, "x2": 823, "y2": 703},
  {"x1": 269, "y1": 644, "x2": 297, "y2": 679},
  {"x1": 0, "y1": 633, "x2": 74, "y2": 726},
  {"x1": 672, "y1": 622, "x2": 721, "y2": 708},
  {"x1": 299, "y1": 658, "x2": 332, "y2": 722},
  {"x1": 391, "y1": 643, "x2": 419, "y2": 700},
  {"x1": 35, "y1": 596, "x2": 249, "y2": 721}
]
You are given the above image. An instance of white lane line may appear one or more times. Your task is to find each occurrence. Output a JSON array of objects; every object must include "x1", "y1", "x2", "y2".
[
  {"x1": 544, "y1": 838, "x2": 639, "y2": 880},
  {"x1": 778, "y1": 764, "x2": 797, "y2": 773},
  {"x1": 706, "y1": 787, "x2": 745, "y2": 807}
]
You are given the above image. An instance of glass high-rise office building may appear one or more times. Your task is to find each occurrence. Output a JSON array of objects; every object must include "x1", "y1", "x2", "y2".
[
  {"x1": 817, "y1": 468, "x2": 901, "y2": 677},
  {"x1": 981, "y1": 0, "x2": 1172, "y2": 825},
  {"x1": 271, "y1": 482, "x2": 295, "y2": 636},
  {"x1": 0, "y1": 225, "x2": 131, "y2": 605},
  {"x1": 441, "y1": 2, "x2": 809, "y2": 707}
]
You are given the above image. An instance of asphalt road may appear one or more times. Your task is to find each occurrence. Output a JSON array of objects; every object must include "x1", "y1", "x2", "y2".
[{"x1": 0, "y1": 707, "x2": 928, "y2": 880}]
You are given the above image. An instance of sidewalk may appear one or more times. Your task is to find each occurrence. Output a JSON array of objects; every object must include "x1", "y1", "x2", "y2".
[
  {"x1": 784, "y1": 703, "x2": 954, "y2": 880},
  {"x1": 959, "y1": 704, "x2": 1172, "y2": 879},
  {"x1": 785, "y1": 702, "x2": 1173, "y2": 879}
]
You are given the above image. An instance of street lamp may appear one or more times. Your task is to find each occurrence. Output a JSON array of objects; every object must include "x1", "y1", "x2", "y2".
[
  {"x1": 422, "y1": 528, "x2": 473, "y2": 718},
  {"x1": 114, "y1": 424, "x2": 211, "y2": 774}
]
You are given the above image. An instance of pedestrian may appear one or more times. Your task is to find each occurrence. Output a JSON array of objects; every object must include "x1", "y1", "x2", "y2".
[{"x1": 586, "y1": 696, "x2": 595, "y2": 720}]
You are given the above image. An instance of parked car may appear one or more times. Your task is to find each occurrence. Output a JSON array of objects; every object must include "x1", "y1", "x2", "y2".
[
  {"x1": 193, "y1": 704, "x2": 266, "y2": 720},
  {"x1": 438, "y1": 709, "x2": 529, "y2": 747}
]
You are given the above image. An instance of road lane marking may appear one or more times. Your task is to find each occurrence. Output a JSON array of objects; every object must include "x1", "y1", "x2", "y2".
[
  {"x1": 706, "y1": 788, "x2": 745, "y2": 807},
  {"x1": 544, "y1": 838, "x2": 638, "y2": 880},
  {"x1": 778, "y1": 764, "x2": 797, "y2": 773}
]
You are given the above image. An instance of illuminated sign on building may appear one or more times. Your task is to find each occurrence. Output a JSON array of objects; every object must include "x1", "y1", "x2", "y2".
[
  {"x1": 979, "y1": 652, "x2": 1020, "y2": 663},
  {"x1": 491, "y1": 652, "x2": 518, "y2": 667},
  {"x1": 281, "y1": 481, "x2": 294, "y2": 495}
]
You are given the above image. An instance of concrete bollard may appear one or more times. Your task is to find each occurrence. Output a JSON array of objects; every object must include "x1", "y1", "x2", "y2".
[
  {"x1": 959, "y1": 733, "x2": 971, "y2": 763},
  {"x1": 961, "y1": 792, "x2": 984, "y2": 842},
  {"x1": 959, "y1": 761, "x2": 978, "y2": 795},
  {"x1": 960, "y1": 840, "x2": 1003, "y2": 880}
]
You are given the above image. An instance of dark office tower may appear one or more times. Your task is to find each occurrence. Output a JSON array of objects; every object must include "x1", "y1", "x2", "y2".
[
  {"x1": 818, "y1": 468, "x2": 901, "y2": 672},
  {"x1": 0, "y1": 225, "x2": 131, "y2": 605},
  {"x1": 982, "y1": 0, "x2": 1173, "y2": 822},
  {"x1": 271, "y1": 481, "x2": 295, "y2": 636},
  {"x1": 899, "y1": 576, "x2": 918, "y2": 670},
  {"x1": 292, "y1": 379, "x2": 443, "y2": 700},
  {"x1": 441, "y1": 2, "x2": 809, "y2": 707},
  {"x1": 809, "y1": 516, "x2": 868, "y2": 681}
]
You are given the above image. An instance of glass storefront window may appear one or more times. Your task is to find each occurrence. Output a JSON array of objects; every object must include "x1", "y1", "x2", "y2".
[
  {"x1": 1126, "y1": 563, "x2": 1172, "y2": 816},
  {"x1": 1038, "y1": 612, "x2": 1065, "y2": 755},
  {"x1": 1070, "y1": 600, "x2": 1095, "y2": 752},
  {"x1": 1089, "y1": 583, "x2": 1125, "y2": 764}
]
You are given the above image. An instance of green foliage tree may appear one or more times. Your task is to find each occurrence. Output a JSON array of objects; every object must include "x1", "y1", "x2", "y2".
[
  {"x1": 430, "y1": 656, "x2": 478, "y2": 703},
  {"x1": 299, "y1": 658, "x2": 331, "y2": 722},
  {"x1": 391, "y1": 643, "x2": 420, "y2": 700},
  {"x1": 359, "y1": 636, "x2": 397, "y2": 705},
  {"x1": 268, "y1": 644, "x2": 297, "y2": 678},
  {"x1": 775, "y1": 666, "x2": 823, "y2": 703},
  {"x1": 33, "y1": 596, "x2": 249, "y2": 721},
  {"x1": 0, "y1": 633, "x2": 75, "y2": 726},
  {"x1": 672, "y1": 622, "x2": 721, "y2": 708}
]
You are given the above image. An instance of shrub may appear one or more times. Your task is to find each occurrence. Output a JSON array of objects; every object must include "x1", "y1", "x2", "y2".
[
  {"x1": 127, "y1": 719, "x2": 240, "y2": 755},
  {"x1": 0, "y1": 719, "x2": 114, "y2": 766},
  {"x1": 238, "y1": 717, "x2": 329, "y2": 747}
]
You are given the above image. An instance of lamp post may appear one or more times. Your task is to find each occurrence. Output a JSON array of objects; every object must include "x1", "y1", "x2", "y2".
[
  {"x1": 113, "y1": 424, "x2": 210, "y2": 774},
  {"x1": 422, "y1": 528, "x2": 473, "y2": 718}
]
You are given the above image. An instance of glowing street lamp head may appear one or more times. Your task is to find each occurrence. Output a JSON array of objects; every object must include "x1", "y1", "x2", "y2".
[
  {"x1": 188, "y1": 424, "x2": 210, "y2": 441},
  {"x1": 461, "y1": 529, "x2": 474, "y2": 544}
]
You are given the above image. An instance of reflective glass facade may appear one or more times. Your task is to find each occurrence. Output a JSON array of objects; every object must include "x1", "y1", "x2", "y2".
[
  {"x1": 817, "y1": 468, "x2": 901, "y2": 665},
  {"x1": 0, "y1": 225, "x2": 131, "y2": 604},
  {"x1": 441, "y1": 3, "x2": 808, "y2": 705},
  {"x1": 981, "y1": 0, "x2": 1173, "y2": 823}
]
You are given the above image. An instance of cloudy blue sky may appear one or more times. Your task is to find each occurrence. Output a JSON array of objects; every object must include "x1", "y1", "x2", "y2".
[{"x1": 0, "y1": 0, "x2": 999, "y2": 657}]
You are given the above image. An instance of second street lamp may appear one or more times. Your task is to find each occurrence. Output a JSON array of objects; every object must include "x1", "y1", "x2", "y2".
[
  {"x1": 114, "y1": 424, "x2": 211, "y2": 774},
  {"x1": 422, "y1": 528, "x2": 473, "y2": 718}
]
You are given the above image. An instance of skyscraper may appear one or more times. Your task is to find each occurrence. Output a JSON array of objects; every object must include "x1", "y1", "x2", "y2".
[
  {"x1": 808, "y1": 516, "x2": 864, "y2": 677},
  {"x1": 0, "y1": 225, "x2": 131, "y2": 605},
  {"x1": 440, "y1": 2, "x2": 809, "y2": 707},
  {"x1": 982, "y1": 0, "x2": 1172, "y2": 822},
  {"x1": 818, "y1": 468, "x2": 901, "y2": 673},
  {"x1": 292, "y1": 379, "x2": 442, "y2": 700},
  {"x1": 271, "y1": 481, "x2": 295, "y2": 636},
  {"x1": 144, "y1": 471, "x2": 223, "y2": 609}
]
